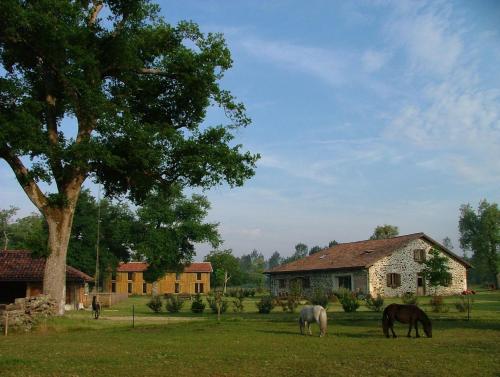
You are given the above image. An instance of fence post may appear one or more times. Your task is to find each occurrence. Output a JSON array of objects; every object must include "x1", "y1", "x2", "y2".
[{"x1": 4, "y1": 312, "x2": 8, "y2": 336}]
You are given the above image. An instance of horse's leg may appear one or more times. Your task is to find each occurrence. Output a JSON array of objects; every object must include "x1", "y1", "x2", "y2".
[
  {"x1": 307, "y1": 322, "x2": 312, "y2": 336},
  {"x1": 415, "y1": 320, "x2": 420, "y2": 338},
  {"x1": 390, "y1": 320, "x2": 397, "y2": 338},
  {"x1": 299, "y1": 319, "x2": 304, "y2": 335},
  {"x1": 407, "y1": 319, "x2": 413, "y2": 338}
]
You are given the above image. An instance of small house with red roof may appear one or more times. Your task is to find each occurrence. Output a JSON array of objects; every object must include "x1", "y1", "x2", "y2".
[
  {"x1": 0, "y1": 250, "x2": 93, "y2": 307},
  {"x1": 107, "y1": 261, "x2": 212, "y2": 296},
  {"x1": 266, "y1": 233, "x2": 470, "y2": 297}
]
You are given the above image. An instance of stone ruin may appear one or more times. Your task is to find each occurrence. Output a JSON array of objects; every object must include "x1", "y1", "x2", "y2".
[{"x1": 0, "y1": 295, "x2": 57, "y2": 332}]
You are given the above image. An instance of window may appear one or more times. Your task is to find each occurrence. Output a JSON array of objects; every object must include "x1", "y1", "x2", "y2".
[
  {"x1": 127, "y1": 272, "x2": 133, "y2": 281},
  {"x1": 386, "y1": 273, "x2": 401, "y2": 288},
  {"x1": 111, "y1": 282, "x2": 116, "y2": 293},
  {"x1": 195, "y1": 283, "x2": 204, "y2": 294},
  {"x1": 175, "y1": 283, "x2": 180, "y2": 293},
  {"x1": 175, "y1": 272, "x2": 181, "y2": 280},
  {"x1": 143, "y1": 282, "x2": 147, "y2": 294},
  {"x1": 196, "y1": 272, "x2": 202, "y2": 281},
  {"x1": 338, "y1": 276, "x2": 352, "y2": 290},
  {"x1": 413, "y1": 249, "x2": 426, "y2": 263},
  {"x1": 278, "y1": 279, "x2": 286, "y2": 289},
  {"x1": 444, "y1": 275, "x2": 453, "y2": 287},
  {"x1": 302, "y1": 277, "x2": 310, "y2": 289},
  {"x1": 128, "y1": 282, "x2": 133, "y2": 294}
]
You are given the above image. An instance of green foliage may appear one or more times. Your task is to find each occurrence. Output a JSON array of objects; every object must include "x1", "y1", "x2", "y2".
[
  {"x1": 207, "y1": 296, "x2": 229, "y2": 314},
  {"x1": 369, "y1": 225, "x2": 399, "y2": 240},
  {"x1": 455, "y1": 295, "x2": 474, "y2": 313},
  {"x1": 308, "y1": 288, "x2": 329, "y2": 308},
  {"x1": 205, "y1": 249, "x2": 242, "y2": 288},
  {"x1": 267, "y1": 251, "x2": 282, "y2": 269},
  {"x1": 335, "y1": 289, "x2": 360, "y2": 312},
  {"x1": 165, "y1": 295, "x2": 185, "y2": 313},
  {"x1": 421, "y1": 248, "x2": 452, "y2": 293},
  {"x1": 1, "y1": 209, "x2": 47, "y2": 255},
  {"x1": 136, "y1": 187, "x2": 220, "y2": 282},
  {"x1": 459, "y1": 200, "x2": 500, "y2": 287},
  {"x1": 0, "y1": 206, "x2": 19, "y2": 250},
  {"x1": 232, "y1": 295, "x2": 245, "y2": 313},
  {"x1": 146, "y1": 295, "x2": 163, "y2": 313},
  {"x1": 238, "y1": 249, "x2": 266, "y2": 287},
  {"x1": 429, "y1": 295, "x2": 448, "y2": 313},
  {"x1": 282, "y1": 243, "x2": 309, "y2": 264},
  {"x1": 401, "y1": 292, "x2": 419, "y2": 305},
  {"x1": 364, "y1": 294, "x2": 384, "y2": 312},
  {"x1": 190, "y1": 294, "x2": 206, "y2": 313},
  {"x1": 256, "y1": 296, "x2": 275, "y2": 314}
]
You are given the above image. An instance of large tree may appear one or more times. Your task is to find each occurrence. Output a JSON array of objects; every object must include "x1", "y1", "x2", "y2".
[
  {"x1": 0, "y1": 1, "x2": 257, "y2": 313},
  {"x1": 459, "y1": 200, "x2": 500, "y2": 288},
  {"x1": 369, "y1": 224, "x2": 399, "y2": 240}
]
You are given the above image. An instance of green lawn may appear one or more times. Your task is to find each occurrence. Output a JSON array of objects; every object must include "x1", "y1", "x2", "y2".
[{"x1": 0, "y1": 290, "x2": 499, "y2": 377}]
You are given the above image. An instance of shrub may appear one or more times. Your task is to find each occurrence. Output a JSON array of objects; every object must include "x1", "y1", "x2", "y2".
[
  {"x1": 334, "y1": 289, "x2": 360, "y2": 312},
  {"x1": 402, "y1": 292, "x2": 418, "y2": 305},
  {"x1": 308, "y1": 288, "x2": 329, "y2": 309},
  {"x1": 232, "y1": 296, "x2": 245, "y2": 313},
  {"x1": 364, "y1": 294, "x2": 384, "y2": 312},
  {"x1": 429, "y1": 295, "x2": 448, "y2": 313},
  {"x1": 165, "y1": 295, "x2": 185, "y2": 313},
  {"x1": 207, "y1": 296, "x2": 229, "y2": 314},
  {"x1": 256, "y1": 296, "x2": 275, "y2": 314},
  {"x1": 191, "y1": 294, "x2": 206, "y2": 313},
  {"x1": 146, "y1": 295, "x2": 162, "y2": 313}
]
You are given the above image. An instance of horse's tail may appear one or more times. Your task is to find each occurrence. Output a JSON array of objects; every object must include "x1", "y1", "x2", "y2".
[
  {"x1": 382, "y1": 305, "x2": 390, "y2": 337},
  {"x1": 318, "y1": 307, "x2": 327, "y2": 337}
]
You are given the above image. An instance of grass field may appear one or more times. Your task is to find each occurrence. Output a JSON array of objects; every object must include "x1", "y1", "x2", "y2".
[{"x1": 0, "y1": 290, "x2": 499, "y2": 377}]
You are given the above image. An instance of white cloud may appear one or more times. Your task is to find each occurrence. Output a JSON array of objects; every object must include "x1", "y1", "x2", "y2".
[
  {"x1": 386, "y1": 1, "x2": 463, "y2": 76},
  {"x1": 239, "y1": 37, "x2": 346, "y2": 87},
  {"x1": 362, "y1": 49, "x2": 390, "y2": 72}
]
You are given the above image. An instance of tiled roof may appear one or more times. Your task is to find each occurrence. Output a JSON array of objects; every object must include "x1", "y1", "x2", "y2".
[
  {"x1": 0, "y1": 250, "x2": 93, "y2": 282},
  {"x1": 266, "y1": 232, "x2": 470, "y2": 274},
  {"x1": 117, "y1": 261, "x2": 213, "y2": 273}
]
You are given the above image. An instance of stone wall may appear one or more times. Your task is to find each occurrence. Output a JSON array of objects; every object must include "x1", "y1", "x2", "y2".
[
  {"x1": 368, "y1": 239, "x2": 467, "y2": 297},
  {"x1": 0, "y1": 295, "x2": 57, "y2": 332},
  {"x1": 269, "y1": 269, "x2": 368, "y2": 297}
]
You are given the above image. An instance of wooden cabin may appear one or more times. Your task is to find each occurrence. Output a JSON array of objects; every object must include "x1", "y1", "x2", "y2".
[{"x1": 108, "y1": 261, "x2": 212, "y2": 296}]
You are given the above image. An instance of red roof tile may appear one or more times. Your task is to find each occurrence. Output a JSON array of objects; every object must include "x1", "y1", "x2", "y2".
[
  {"x1": 0, "y1": 250, "x2": 93, "y2": 282},
  {"x1": 266, "y1": 233, "x2": 470, "y2": 274},
  {"x1": 117, "y1": 261, "x2": 212, "y2": 273}
]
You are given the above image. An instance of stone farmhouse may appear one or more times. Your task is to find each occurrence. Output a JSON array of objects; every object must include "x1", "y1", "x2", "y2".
[
  {"x1": 0, "y1": 250, "x2": 93, "y2": 308},
  {"x1": 266, "y1": 233, "x2": 471, "y2": 297},
  {"x1": 106, "y1": 261, "x2": 212, "y2": 296}
]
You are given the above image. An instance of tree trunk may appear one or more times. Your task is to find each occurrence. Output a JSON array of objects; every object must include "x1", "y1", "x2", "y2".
[{"x1": 43, "y1": 206, "x2": 77, "y2": 315}]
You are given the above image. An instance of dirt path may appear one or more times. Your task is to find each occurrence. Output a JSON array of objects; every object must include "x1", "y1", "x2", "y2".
[{"x1": 100, "y1": 316, "x2": 205, "y2": 323}]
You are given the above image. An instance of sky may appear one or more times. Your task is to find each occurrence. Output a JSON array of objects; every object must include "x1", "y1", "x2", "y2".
[{"x1": 1, "y1": 0, "x2": 499, "y2": 259}]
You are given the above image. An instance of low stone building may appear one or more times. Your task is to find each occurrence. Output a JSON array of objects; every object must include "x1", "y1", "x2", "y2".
[
  {"x1": 106, "y1": 261, "x2": 212, "y2": 296},
  {"x1": 266, "y1": 233, "x2": 470, "y2": 297},
  {"x1": 0, "y1": 250, "x2": 93, "y2": 308}
]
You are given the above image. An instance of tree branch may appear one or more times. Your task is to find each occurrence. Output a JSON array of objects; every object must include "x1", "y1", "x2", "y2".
[
  {"x1": 138, "y1": 68, "x2": 169, "y2": 76},
  {"x1": 88, "y1": 2, "x2": 104, "y2": 27},
  {"x1": 0, "y1": 146, "x2": 48, "y2": 212}
]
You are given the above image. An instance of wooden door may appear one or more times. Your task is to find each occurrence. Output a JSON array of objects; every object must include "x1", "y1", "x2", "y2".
[{"x1": 417, "y1": 274, "x2": 425, "y2": 296}]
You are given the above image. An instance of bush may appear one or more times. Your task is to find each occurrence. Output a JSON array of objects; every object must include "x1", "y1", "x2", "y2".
[
  {"x1": 334, "y1": 289, "x2": 360, "y2": 312},
  {"x1": 232, "y1": 296, "x2": 245, "y2": 313},
  {"x1": 308, "y1": 288, "x2": 329, "y2": 309},
  {"x1": 165, "y1": 295, "x2": 185, "y2": 313},
  {"x1": 364, "y1": 294, "x2": 384, "y2": 312},
  {"x1": 429, "y1": 295, "x2": 448, "y2": 313},
  {"x1": 207, "y1": 296, "x2": 229, "y2": 314},
  {"x1": 402, "y1": 292, "x2": 418, "y2": 305},
  {"x1": 190, "y1": 294, "x2": 206, "y2": 313},
  {"x1": 146, "y1": 295, "x2": 162, "y2": 313},
  {"x1": 256, "y1": 296, "x2": 275, "y2": 314}
]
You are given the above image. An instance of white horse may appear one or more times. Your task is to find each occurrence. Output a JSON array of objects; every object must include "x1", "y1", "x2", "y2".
[{"x1": 299, "y1": 305, "x2": 327, "y2": 337}]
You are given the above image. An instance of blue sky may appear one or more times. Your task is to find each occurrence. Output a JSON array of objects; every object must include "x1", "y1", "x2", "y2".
[{"x1": 1, "y1": 0, "x2": 499, "y2": 259}]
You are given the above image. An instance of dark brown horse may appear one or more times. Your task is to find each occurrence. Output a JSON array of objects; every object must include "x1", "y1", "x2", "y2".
[
  {"x1": 382, "y1": 303, "x2": 432, "y2": 338},
  {"x1": 92, "y1": 296, "x2": 101, "y2": 319}
]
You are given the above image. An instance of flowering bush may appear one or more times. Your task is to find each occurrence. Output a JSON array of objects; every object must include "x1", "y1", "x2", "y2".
[{"x1": 461, "y1": 289, "x2": 476, "y2": 295}]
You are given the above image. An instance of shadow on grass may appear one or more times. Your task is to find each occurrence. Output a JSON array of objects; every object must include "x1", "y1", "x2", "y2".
[{"x1": 256, "y1": 329, "x2": 301, "y2": 336}]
